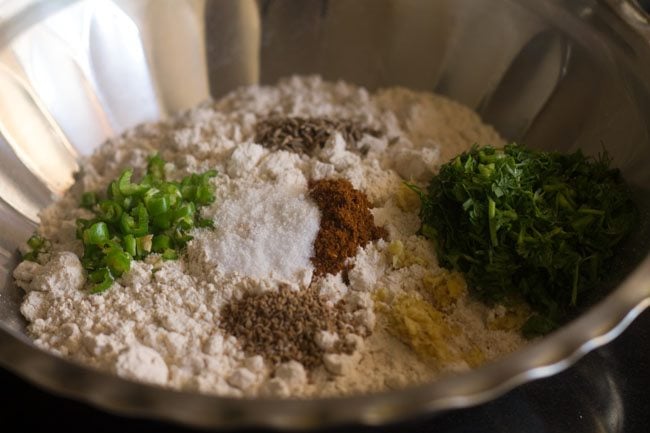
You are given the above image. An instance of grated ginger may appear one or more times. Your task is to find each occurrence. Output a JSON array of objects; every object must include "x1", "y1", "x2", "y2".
[
  {"x1": 387, "y1": 240, "x2": 427, "y2": 269},
  {"x1": 378, "y1": 278, "x2": 488, "y2": 368},
  {"x1": 486, "y1": 303, "x2": 531, "y2": 331},
  {"x1": 395, "y1": 183, "x2": 421, "y2": 212},
  {"x1": 385, "y1": 293, "x2": 453, "y2": 363},
  {"x1": 422, "y1": 271, "x2": 467, "y2": 311}
]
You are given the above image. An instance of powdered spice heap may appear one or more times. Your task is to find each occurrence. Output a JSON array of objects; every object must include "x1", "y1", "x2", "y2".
[
  {"x1": 220, "y1": 286, "x2": 352, "y2": 369},
  {"x1": 254, "y1": 116, "x2": 381, "y2": 155},
  {"x1": 309, "y1": 179, "x2": 387, "y2": 276}
]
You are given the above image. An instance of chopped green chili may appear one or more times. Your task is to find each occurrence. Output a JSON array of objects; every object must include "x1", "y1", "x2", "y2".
[
  {"x1": 80, "y1": 192, "x2": 97, "y2": 209},
  {"x1": 22, "y1": 234, "x2": 49, "y2": 262},
  {"x1": 83, "y1": 222, "x2": 109, "y2": 245},
  {"x1": 89, "y1": 268, "x2": 114, "y2": 294},
  {"x1": 71, "y1": 154, "x2": 217, "y2": 294}
]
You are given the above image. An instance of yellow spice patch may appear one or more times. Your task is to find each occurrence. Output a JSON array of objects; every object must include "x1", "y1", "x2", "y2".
[
  {"x1": 486, "y1": 303, "x2": 531, "y2": 331},
  {"x1": 386, "y1": 294, "x2": 453, "y2": 363},
  {"x1": 422, "y1": 270, "x2": 467, "y2": 311},
  {"x1": 373, "y1": 287, "x2": 389, "y2": 304},
  {"x1": 463, "y1": 347, "x2": 485, "y2": 368},
  {"x1": 379, "y1": 289, "x2": 485, "y2": 367},
  {"x1": 395, "y1": 183, "x2": 421, "y2": 212},
  {"x1": 387, "y1": 240, "x2": 427, "y2": 269}
]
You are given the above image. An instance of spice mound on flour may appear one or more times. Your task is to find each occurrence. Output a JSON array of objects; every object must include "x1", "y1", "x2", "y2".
[
  {"x1": 255, "y1": 116, "x2": 381, "y2": 155},
  {"x1": 220, "y1": 286, "x2": 354, "y2": 369},
  {"x1": 309, "y1": 179, "x2": 387, "y2": 276}
]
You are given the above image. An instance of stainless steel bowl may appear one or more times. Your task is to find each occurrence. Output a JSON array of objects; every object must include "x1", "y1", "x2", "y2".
[{"x1": 1, "y1": 0, "x2": 650, "y2": 429}]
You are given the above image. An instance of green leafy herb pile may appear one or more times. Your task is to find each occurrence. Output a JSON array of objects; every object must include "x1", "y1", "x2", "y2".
[
  {"x1": 414, "y1": 143, "x2": 638, "y2": 337},
  {"x1": 75, "y1": 155, "x2": 217, "y2": 293}
]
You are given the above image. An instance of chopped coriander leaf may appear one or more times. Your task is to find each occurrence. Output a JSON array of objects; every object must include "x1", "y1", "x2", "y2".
[{"x1": 414, "y1": 143, "x2": 638, "y2": 337}]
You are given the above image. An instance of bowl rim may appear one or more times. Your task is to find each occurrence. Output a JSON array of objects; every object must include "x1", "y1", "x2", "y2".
[{"x1": 1, "y1": 0, "x2": 650, "y2": 429}]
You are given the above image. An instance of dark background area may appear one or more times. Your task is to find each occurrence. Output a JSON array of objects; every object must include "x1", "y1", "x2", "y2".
[
  {"x1": 0, "y1": 309, "x2": 648, "y2": 433},
  {"x1": 637, "y1": 0, "x2": 650, "y2": 13}
]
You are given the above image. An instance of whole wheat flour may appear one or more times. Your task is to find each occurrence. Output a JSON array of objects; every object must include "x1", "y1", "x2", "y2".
[{"x1": 13, "y1": 76, "x2": 525, "y2": 398}]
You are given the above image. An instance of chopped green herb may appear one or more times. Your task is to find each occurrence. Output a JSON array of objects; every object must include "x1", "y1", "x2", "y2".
[{"x1": 414, "y1": 143, "x2": 638, "y2": 337}]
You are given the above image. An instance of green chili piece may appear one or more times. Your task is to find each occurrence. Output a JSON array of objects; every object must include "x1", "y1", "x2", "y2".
[
  {"x1": 89, "y1": 268, "x2": 114, "y2": 294},
  {"x1": 198, "y1": 218, "x2": 214, "y2": 228},
  {"x1": 81, "y1": 192, "x2": 97, "y2": 209},
  {"x1": 181, "y1": 185, "x2": 197, "y2": 201},
  {"x1": 22, "y1": 251, "x2": 37, "y2": 262},
  {"x1": 201, "y1": 170, "x2": 218, "y2": 181},
  {"x1": 136, "y1": 234, "x2": 153, "y2": 256},
  {"x1": 152, "y1": 213, "x2": 172, "y2": 230},
  {"x1": 27, "y1": 235, "x2": 45, "y2": 250},
  {"x1": 123, "y1": 234, "x2": 137, "y2": 257},
  {"x1": 81, "y1": 244, "x2": 103, "y2": 270},
  {"x1": 120, "y1": 204, "x2": 149, "y2": 236},
  {"x1": 83, "y1": 222, "x2": 110, "y2": 245},
  {"x1": 98, "y1": 200, "x2": 122, "y2": 223},
  {"x1": 172, "y1": 229, "x2": 193, "y2": 247},
  {"x1": 118, "y1": 169, "x2": 147, "y2": 196},
  {"x1": 160, "y1": 183, "x2": 181, "y2": 207},
  {"x1": 147, "y1": 154, "x2": 166, "y2": 181},
  {"x1": 151, "y1": 234, "x2": 171, "y2": 253},
  {"x1": 176, "y1": 216, "x2": 194, "y2": 231},
  {"x1": 107, "y1": 180, "x2": 122, "y2": 200},
  {"x1": 76, "y1": 219, "x2": 90, "y2": 239},
  {"x1": 195, "y1": 185, "x2": 214, "y2": 205},
  {"x1": 174, "y1": 202, "x2": 195, "y2": 220},
  {"x1": 145, "y1": 194, "x2": 170, "y2": 216},
  {"x1": 162, "y1": 248, "x2": 178, "y2": 260},
  {"x1": 106, "y1": 248, "x2": 131, "y2": 277}
]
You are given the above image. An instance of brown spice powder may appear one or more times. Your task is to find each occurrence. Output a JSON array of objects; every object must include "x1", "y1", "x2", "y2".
[
  {"x1": 309, "y1": 178, "x2": 387, "y2": 276},
  {"x1": 254, "y1": 116, "x2": 381, "y2": 156},
  {"x1": 220, "y1": 286, "x2": 353, "y2": 369}
]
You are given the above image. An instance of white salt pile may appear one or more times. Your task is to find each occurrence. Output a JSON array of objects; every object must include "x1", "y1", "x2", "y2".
[{"x1": 194, "y1": 179, "x2": 320, "y2": 283}]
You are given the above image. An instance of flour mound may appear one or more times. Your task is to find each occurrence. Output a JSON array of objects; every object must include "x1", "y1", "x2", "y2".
[{"x1": 13, "y1": 75, "x2": 523, "y2": 398}]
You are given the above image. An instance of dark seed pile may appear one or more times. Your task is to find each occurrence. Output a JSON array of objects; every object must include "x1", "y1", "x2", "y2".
[
  {"x1": 254, "y1": 116, "x2": 381, "y2": 155},
  {"x1": 220, "y1": 286, "x2": 354, "y2": 369}
]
